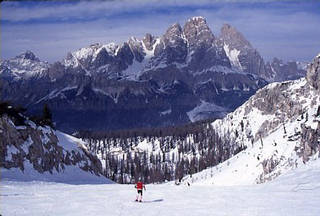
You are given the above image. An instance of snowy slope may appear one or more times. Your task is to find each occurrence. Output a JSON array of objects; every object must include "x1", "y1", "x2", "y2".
[
  {"x1": 223, "y1": 43, "x2": 242, "y2": 70},
  {"x1": 0, "y1": 112, "x2": 112, "y2": 184},
  {"x1": 181, "y1": 75, "x2": 320, "y2": 186},
  {"x1": 1, "y1": 130, "x2": 112, "y2": 184},
  {"x1": 1, "y1": 160, "x2": 110, "y2": 185},
  {"x1": 1, "y1": 159, "x2": 320, "y2": 216}
]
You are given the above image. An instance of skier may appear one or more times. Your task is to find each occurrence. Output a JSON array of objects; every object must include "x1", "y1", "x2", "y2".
[{"x1": 135, "y1": 181, "x2": 146, "y2": 202}]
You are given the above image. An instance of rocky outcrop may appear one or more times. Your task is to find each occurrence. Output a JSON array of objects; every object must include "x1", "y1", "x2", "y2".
[
  {"x1": 183, "y1": 16, "x2": 215, "y2": 47},
  {"x1": 219, "y1": 24, "x2": 268, "y2": 79},
  {"x1": 153, "y1": 23, "x2": 188, "y2": 65},
  {"x1": 184, "y1": 17, "x2": 231, "y2": 72},
  {"x1": 298, "y1": 122, "x2": 320, "y2": 162},
  {"x1": 142, "y1": 33, "x2": 156, "y2": 51},
  {"x1": 128, "y1": 37, "x2": 145, "y2": 63},
  {"x1": 0, "y1": 111, "x2": 105, "y2": 177},
  {"x1": 306, "y1": 54, "x2": 320, "y2": 90}
]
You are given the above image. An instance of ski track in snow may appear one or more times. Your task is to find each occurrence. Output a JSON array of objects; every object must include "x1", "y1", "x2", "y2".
[{"x1": 2, "y1": 160, "x2": 320, "y2": 216}]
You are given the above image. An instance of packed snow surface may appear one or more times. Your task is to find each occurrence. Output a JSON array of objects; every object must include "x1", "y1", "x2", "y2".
[
  {"x1": 1, "y1": 159, "x2": 320, "y2": 216},
  {"x1": 0, "y1": 162, "x2": 110, "y2": 185}
]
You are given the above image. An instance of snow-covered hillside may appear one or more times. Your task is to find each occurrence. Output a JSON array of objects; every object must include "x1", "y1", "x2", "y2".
[
  {"x1": 1, "y1": 130, "x2": 112, "y2": 184},
  {"x1": 182, "y1": 55, "x2": 320, "y2": 185},
  {"x1": 2, "y1": 159, "x2": 320, "y2": 216},
  {"x1": 0, "y1": 105, "x2": 112, "y2": 184}
]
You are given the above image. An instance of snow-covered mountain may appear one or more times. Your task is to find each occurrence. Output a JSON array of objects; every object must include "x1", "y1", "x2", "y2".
[
  {"x1": 0, "y1": 17, "x2": 306, "y2": 132},
  {"x1": 0, "y1": 104, "x2": 112, "y2": 184},
  {"x1": 0, "y1": 51, "x2": 49, "y2": 80}
]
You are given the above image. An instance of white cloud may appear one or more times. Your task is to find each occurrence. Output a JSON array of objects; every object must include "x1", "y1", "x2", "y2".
[
  {"x1": 1, "y1": 0, "x2": 319, "y2": 62},
  {"x1": 1, "y1": 0, "x2": 292, "y2": 22}
]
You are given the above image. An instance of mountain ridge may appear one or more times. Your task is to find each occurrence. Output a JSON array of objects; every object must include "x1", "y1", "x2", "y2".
[{"x1": 0, "y1": 16, "x2": 306, "y2": 132}]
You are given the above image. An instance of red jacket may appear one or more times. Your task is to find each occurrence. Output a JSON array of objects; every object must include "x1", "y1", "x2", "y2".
[{"x1": 136, "y1": 181, "x2": 143, "y2": 190}]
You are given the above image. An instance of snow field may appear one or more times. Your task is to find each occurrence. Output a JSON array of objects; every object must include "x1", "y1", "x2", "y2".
[{"x1": 2, "y1": 160, "x2": 320, "y2": 216}]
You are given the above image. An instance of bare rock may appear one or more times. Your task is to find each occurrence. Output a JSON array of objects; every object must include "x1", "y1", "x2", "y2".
[{"x1": 306, "y1": 54, "x2": 320, "y2": 90}]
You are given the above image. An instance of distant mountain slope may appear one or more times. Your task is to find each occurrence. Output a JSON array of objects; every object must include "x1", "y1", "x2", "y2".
[
  {"x1": 0, "y1": 104, "x2": 112, "y2": 184},
  {"x1": 265, "y1": 58, "x2": 307, "y2": 82}
]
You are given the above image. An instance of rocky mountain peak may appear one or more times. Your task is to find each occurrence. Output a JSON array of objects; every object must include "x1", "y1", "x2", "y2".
[
  {"x1": 183, "y1": 16, "x2": 215, "y2": 47},
  {"x1": 143, "y1": 33, "x2": 156, "y2": 51},
  {"x1": 128, "y1": 37, "x2": 145, "y2": 62},
  {"x1": 220, "y1": 24, "x2": 251, "y2": 49},
  {"x1": 153, "y1": 22, "x2": 187, "y2": 64},
  {"x1": 306, "y1": 54, "x2": 320, "y2": 90},
  {"x1": 163, "y1": 23, "x2": 183, "y2": 41},
  {"x1": 219, "y1": 23, "x2": 269, "y2": 78},
  {"x1": 16, "y1": 50, "x2": 40, "y2": 62}
]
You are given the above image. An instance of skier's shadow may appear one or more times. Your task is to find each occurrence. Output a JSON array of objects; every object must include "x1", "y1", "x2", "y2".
[{"x1": 143, "y1": 199, "x2": 164, "y2": 203}]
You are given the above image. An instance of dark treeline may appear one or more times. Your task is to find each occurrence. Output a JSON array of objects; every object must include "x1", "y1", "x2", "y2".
[
  {"x1": 78, "y1": 121, "x2": 245, "y2": 184},
  {"x1": 78, "y1": 119, "x2": 213, "y2": 140},
  {"x1": 0, "y1": 101, "x2": 54, "y2": 128}
]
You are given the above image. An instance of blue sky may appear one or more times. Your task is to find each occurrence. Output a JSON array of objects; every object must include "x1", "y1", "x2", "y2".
[{"x1": 1, "y1": 0, "x2": 320, "y2": 63}]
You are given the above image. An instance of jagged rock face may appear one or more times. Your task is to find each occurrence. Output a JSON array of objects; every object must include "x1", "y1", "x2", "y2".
[
  {"x1": 265, "y1": 58, "x2": 307, "y2": 82},
  {"x1": 220, "y1": 24, "x2": 268, "y2": 79},
  {"x1": 93, "y1": 47, "x2": 113, "y2": 68},
  {"x1": 128, "y1": 37, "x2": 145, "y2": 63},
  {"x1": 220, "y1": 24, "x2": 251, "y2": 49},
  {"x1": 306, "y1": 54, "x2": 320, "y2": 90},
  {"x1": 142, "y1": 33, "x2": 156, "y2": 51},
  {"x1": 154, "y1": 23, "x2": 188, "y2": 65},
  {"x1": 299, "y1": 123, "x2": 320, "y2": 162},
  {"x1": 184, "y1": 17, "x2": 231, "y2": 72},
  {"x1": 0, "y1": 114, "x2": 104, "y2": 177},
  {"x1": 183, "y1": 17, "x2": 215, "y2": 47},
  {"x1": 116, "y1": 42, "x2": 134, "y2": 69}
]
